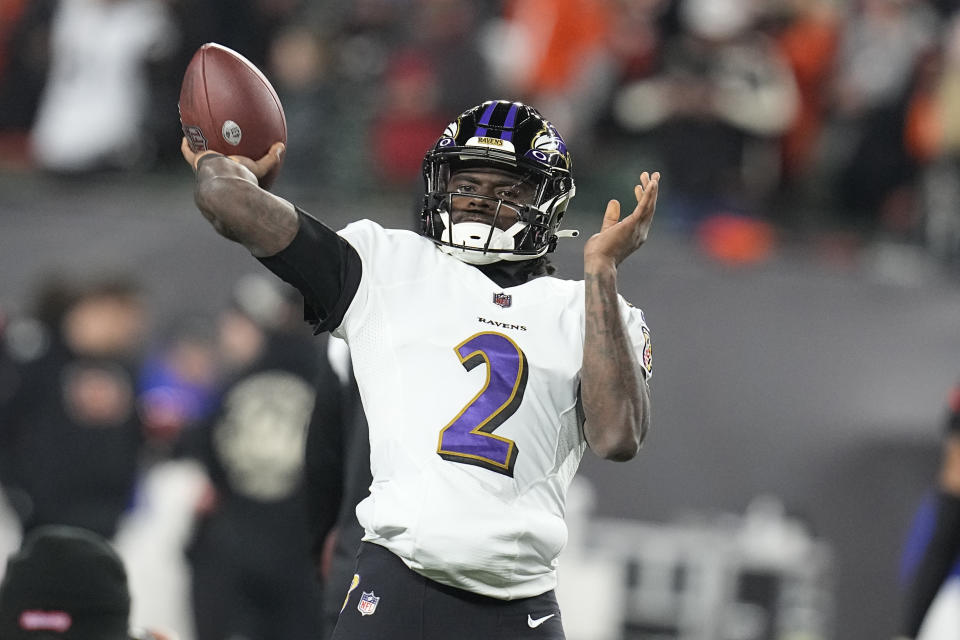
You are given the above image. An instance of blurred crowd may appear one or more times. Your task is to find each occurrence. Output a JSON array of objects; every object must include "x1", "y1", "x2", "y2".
[
  {"x1": 0, "y1": 269, "x2": 360, "y2": 640},
  {"x1": 4, "y1": 0, "x2": 960, "y2": 265},
  {"x1": 3, "y1": 3, "x2": 960, "y2": 638}
]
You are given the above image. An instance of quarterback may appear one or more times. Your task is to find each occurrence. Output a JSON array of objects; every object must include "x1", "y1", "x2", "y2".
[{"x1": 182, "y1": 100, "x2": 657, "y2": 639}]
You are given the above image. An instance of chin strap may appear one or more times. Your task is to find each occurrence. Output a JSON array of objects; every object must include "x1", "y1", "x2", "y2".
[{"x1": 555, "y1": 229, "x2": 579, "y2": 238}]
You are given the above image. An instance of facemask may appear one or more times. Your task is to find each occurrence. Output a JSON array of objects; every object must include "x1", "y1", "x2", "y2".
[{"x1": 436, "y1": 212, "x2": 527, "y2": 265}]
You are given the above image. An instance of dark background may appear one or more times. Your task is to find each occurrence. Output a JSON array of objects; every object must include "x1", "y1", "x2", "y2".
[
  {"x1": 1, "y1": 168, "x2": 957, "y2": 638},
  {"x1": 4, "y1": 0, "x2": 960, "y2": 636}
]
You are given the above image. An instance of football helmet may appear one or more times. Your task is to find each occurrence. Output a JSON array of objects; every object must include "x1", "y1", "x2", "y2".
[{"x1": 421, "y1": 100, "x2": 577, "y2": 264}]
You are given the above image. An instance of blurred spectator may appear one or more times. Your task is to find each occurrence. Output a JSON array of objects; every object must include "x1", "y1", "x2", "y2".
[
  {"x1": 365, "y1": 0, "x2": 497, "y2": 204},
  {"x1": 605, "y1": 0, "x2": 670, "y2": 90},
  {"x1": 902, "y1": 12, "x2": 960, "y2": 264},
  {"x1": 167, "y1": 0, "x2": 303, "y2": 73},
  {"x1": 589, "y1": 0, "x2": 670, "y2": 196},
  {"x1": 29, "y1": 0, "x2": 179, "y2": 173},
  {"x1": 765, "y1": 0, "x2": 842, "y2": 184},
  {"x1": 266, "y1": 20, "x2": 343, "y2": 195},
  {"x1": 611, "y1": 0, "x2": 799, "y2": 228},
  {"x1": 485, "y1": 0, "x2": 618, "y2": 146},
  {"x1": 368, "y1": 50, "x2": 448, "y2": 188},
  {"x1": 261, "y1": 0, "x2": 412, "y2": 197},
  {"x1": 0, "y1": 0, "x2": 29, "y2": 79},
  {"x1": 403, "y1": 0, "x2": 497, "y2": 114},
  {"x1": 178, "y1": 273, "x2": 343, "y2": 640},
  {"x1": 0, "y1": 0, "x2": 55, "y2": 169},
  {"x1": 819, "y1": 0, "x2": 938, "y2": 235},
  {"x1": 112, "y1": 458, "x2": 208, "y2": 640},
  {"x1": 832, "y1": 0, "x2": 937, "y2": 119},
  {"x1": 0, "y1": 274, "x2": 149, "y2": 540},
  {"x1": 0, "y1": 524, "x2": 177, "y2": 640},
  {"x1": 137, "y1": 317, "x2": 220, "y2": 452}
]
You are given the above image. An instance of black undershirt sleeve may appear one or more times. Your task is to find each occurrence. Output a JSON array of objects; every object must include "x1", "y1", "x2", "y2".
[
  {"x1": 900, "y1": 491, "x2": 960, "y2": 638},
  {"x1": 257, "y1": 208, "x2": 362, "y2": 334}
]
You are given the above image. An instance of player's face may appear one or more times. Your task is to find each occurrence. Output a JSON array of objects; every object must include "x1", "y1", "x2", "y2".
[{"x1": 446, "y1": 168, "x2": 537, "y2": 231}]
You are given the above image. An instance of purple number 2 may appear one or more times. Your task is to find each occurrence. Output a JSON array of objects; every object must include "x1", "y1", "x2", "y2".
[{"x1": 436, "y1": 332, "x2": 528, "y2": 476}]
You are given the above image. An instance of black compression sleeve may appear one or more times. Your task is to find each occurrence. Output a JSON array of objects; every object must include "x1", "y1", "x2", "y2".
[
  {"x1": 900, "y1": 491, "x2": 960, "y2": 637},
  {"x1": 258, "y1": 208, "x2": 361, "y2": 333}
]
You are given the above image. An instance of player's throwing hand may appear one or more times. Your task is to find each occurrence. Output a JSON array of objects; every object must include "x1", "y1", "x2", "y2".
[{"x1": 180, "y1": 137, "x2": 285, "y2": 183}]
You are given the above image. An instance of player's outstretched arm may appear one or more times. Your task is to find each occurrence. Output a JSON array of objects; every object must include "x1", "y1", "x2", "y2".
[
  {"x1": 181, "y1": 138, "x2": 299, "y2": 257},
  {"x1": 581, "y1": 171, "x2": 659, "y2": 461}
]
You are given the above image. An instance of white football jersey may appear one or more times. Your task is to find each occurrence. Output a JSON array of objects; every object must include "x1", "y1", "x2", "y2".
[{"x1": 334, "y1": 220, "x2": 651, "y2": 600}]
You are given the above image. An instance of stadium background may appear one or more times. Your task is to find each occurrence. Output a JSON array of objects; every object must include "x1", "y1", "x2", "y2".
[{"x1": 2, "y1": 1, "x2": 960, "y2": 639}]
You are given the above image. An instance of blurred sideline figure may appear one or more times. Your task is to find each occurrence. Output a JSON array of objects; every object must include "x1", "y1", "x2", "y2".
[
  {"x1": 176, "y1": 273, "x2": 344, "y2": 640},
  {"x1": 490, "y1": 0, "x2": 617, "y2": 147},
  {"x1": 822, "y1": 0, "x2": 936, "y2": 236},
  {"x1": 611, "y1": 0, "x2": 798, "y2": 228},
  {"x1": 897, "y1": 382, "x2": 960, "y2": 640},
  {"x1": 0, "y1": 524, "x2": 177, "y2": 640},
  {"x1": 29, "y1": 0, "x2": 179, "y2": 172},
  {"x1": 0, "y1": 274, "x2": 148, "y2": 540},
  {"x1": 118, "y1": 319, "x2": 220, "y2": 639},
  {"x1": 137, "y1": 316, "x2": 220, "y2": 451}
]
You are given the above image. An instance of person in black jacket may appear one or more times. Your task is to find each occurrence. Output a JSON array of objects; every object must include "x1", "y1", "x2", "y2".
[
  {"x1": 181, "y1": 273, "x2": 345, "y2": 640},
  {"x1": 0, "y1": 275, "x2": 148, "y2": 540}
]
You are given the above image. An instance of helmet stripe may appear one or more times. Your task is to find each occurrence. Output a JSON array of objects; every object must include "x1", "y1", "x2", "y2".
[
  {"x1": 473, "y1": 101, "x2": 499, "y2": 137},
  {"x1": 501, "y1": 103, "x2": 519, "y2": 142}
]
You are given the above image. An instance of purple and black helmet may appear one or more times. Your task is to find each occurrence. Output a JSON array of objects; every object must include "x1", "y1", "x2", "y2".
[{"x1": 421, "y1": 100, "x2": 577, "y2": 262}]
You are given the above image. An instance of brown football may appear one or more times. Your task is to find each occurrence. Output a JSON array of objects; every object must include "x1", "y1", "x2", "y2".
[{"x1": 179, "y1": 43, "x2": 286, "y2": 188}]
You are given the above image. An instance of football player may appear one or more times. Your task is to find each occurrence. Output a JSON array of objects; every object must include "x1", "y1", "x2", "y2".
[{"x1": 181, "y1": 100, "x2": 657, "y2": 640}]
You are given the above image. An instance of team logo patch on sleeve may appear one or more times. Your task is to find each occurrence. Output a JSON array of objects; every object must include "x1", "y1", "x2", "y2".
[
  {"x1": 493, "y1": 292, "x2": 512, "y2": 308},
  {"x1": 641, "y1": 326, "x2": 652, "y2": 375},
  {"x1": 358, "y1": 591, "x2": 380, "y2": 616}
]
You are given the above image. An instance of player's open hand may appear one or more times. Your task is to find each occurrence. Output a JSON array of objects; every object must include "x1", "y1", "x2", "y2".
[
  {"x1": 584, "y1": 171, "x2": 660, "y2": 270},
  {"x1": 181, "y1": 138, "x2": 285, "y2": 183}
]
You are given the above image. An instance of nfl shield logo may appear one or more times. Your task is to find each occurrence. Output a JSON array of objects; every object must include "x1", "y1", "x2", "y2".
[
  {"x1": 493, "y1": 292, "x2": 512, "y2": 308},
  {"x1": 181, "y1": 124, "x2": 208, "y2": 152},
  {"x1": 357, "y1": 591, "x2": 380, "y2": 616}
]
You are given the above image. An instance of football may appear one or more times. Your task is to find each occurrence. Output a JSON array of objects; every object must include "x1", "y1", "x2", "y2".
[{"x1": 179, "y1": 42, "x2": 287, "y2": 187}]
